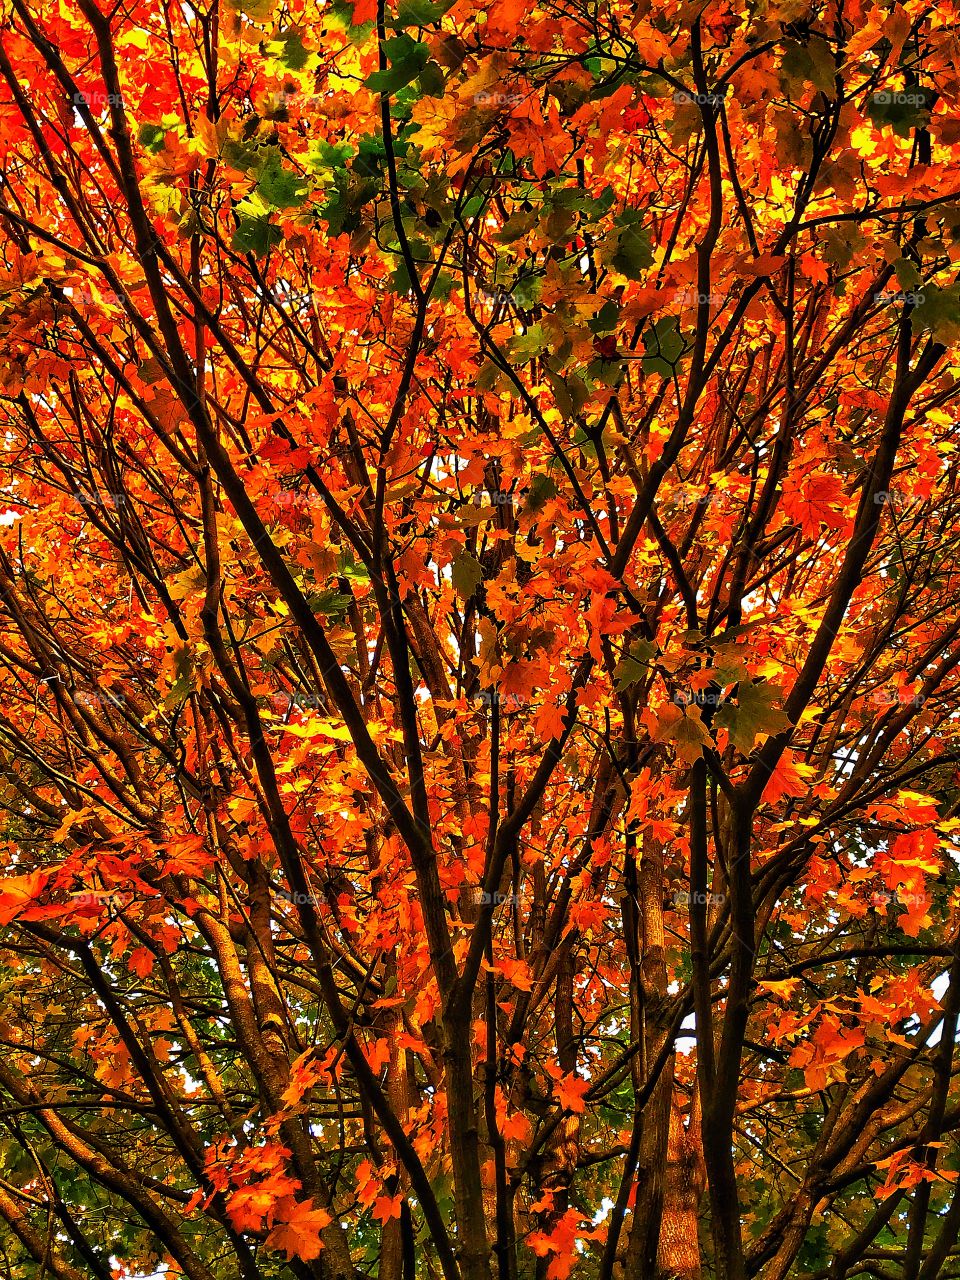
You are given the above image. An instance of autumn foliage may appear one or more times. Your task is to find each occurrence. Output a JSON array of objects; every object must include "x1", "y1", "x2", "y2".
[{"x1": 0, "y1": 0, "x2": 959, "y2": 1277}]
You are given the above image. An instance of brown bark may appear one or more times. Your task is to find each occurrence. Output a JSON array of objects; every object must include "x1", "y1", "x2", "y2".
[{"x1": 657, "y1": 1094, "x2": 706, "y2": 1280}]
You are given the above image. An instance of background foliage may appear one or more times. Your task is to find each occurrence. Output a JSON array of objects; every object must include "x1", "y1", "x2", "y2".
[{"x1": 0, "y1": 0, "x2": 959, "y2": 1277}]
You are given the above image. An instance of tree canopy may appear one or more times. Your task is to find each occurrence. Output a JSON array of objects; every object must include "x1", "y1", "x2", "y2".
[{"x1": 0, "y1": 0, "x2": 960, "y2": 1277}]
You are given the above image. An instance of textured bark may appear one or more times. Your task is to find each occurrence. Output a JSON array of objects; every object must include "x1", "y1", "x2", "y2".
[
  {"x1": 623, "y1": 822, "x2": 675, "y2": 1278},
  {"x1": 657, "y1": 1095, "x2": 706, "y2": 1280},
  {"x1": 378, "y1": 1000, "x2": 411, "y2": 1280}
]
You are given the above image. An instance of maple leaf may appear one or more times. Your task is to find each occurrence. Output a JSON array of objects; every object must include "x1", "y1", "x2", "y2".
[
  {"x1": 354, "y1": 1160, "x2": 381, "y2": 1211},
  {"x1": 653, "y1": 702, "x2": 714, "y2": 764},
  {"x1": 372, "y1": 1194, "x2": 404, "y2": 1224},
  {"x1": 534, "y1": 699, "x2": 568, "y2": 740},
  {"x1": 128, "y1": 947, "x2": 155, "y2": 978},
  {"x1": 226, "y1": 1185, "x2": 278, "y2": 1233},
  {"x1": 281, "y1": 1051, "x2": 325, "y2": 1109},
  {"x1": 714, "y1": 679, "x2": 792, "y2": 753},
  {"x1": 757, "y1": 978, "x2": 801, "y2": 1001},
  {"x1": 0, "y1": 870, "x2": 50, "y2": 925},
  {"x1": 494, "y1": 957, "x2": 534, "y2": 990},
  {"x1": 801, "y1": 254, "x2": 830, "y2": 284},
  {"x1": 507, "y1": 100, "x2": 564, "y2": 179},
  {"x1": 528, "y1": 1232, "x2": 556, "y2": 1258},
  {"x1": 898, "y1": 897, "x2": 932, "y2": 938},
  {"x1": 265, "y1": 1198, "x2": 332, "y2": 1261},
  {"x1": 761, "y1": 754, "x2": 814, "y2": 803},
  {"x1": 501, "y1": 1110, "x2": 533, "y2": 1142},
  {"x1": 365, "y1": 1039, "x2": 391, "y2": 1073},
  {"x1": 547, "y1": 1066, "x2": 589, "y2": 1113},
  {"x1": 781, "y1": 471, "x2": 848, "y2": 539},
  {"x1": 527, "y1": 1209, "x2": 584, "y2": 1279}
]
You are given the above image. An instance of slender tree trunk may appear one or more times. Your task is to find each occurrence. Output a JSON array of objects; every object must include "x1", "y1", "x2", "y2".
[
  {"x1": 658, "y1": 1093, "x2": 706, "y2": 1280},
  {"x1": 622, "y1": 822, "x2": 675, "y2": 1278}
]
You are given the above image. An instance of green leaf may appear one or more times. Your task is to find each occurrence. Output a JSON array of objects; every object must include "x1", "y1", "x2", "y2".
[
  {"x1": 391, "y1": 0, "x2": 453, "y2": 27},
  {"x1": 256, "y1": 150, "x2": 311, "y2": 208},
  {"x1": 138, "y1": 123, "x2": 166, "y2": 153},
  {"x1": 353, "y1": 132, "x2": 387, "y2": 179},
  {"x1": 714, "y1": 680, "x2": 792, "y2": 753},
  {"x1": 867, "y1": 86, "x2": 931, "y2": 138},
  {"x1": 819, "y1": 224, "x2": 868, "y2": 270},
  {"x1": 589, "y1": 300, "x2": 620, "y2": 335},
  {"x1": 912, "y1": 283, "x2": 960, "y2": 342},
  {"x1": 542, "y1": 364, "x2": 589, "y2": 419},
  {"x1": 364, "y1": 35, "x2": 430, "y2": 95},
  {"x1": 475, "y1": 359, "x2": 510, "y2": 393},
  {"x1": 512, "y1": 274, "x2": 543, "y2": 307},
  {"x1": 496, "y1": 210, "x2": 538, "y2": 243},
  {"x1": 418, "y1": 60, "x2": 445, "y2": 97},
  {"x1": 780, "y1": 40, "x2": 836, "y2": 97},
  {"x1": 452, "y1": 551, "x2": 483, "y2": 598},
  {"x1": 388, "y1": 257, "x2": 414, "y2": 295},
  {"x1": 266, "y1": 28, "x2": 314, "y2": 70},
  {"x1": 430, "y1": 270, "x2": 455, "y2": 300},
  {"x1": 221, "y1": 136, "x2": 264, "y2": 173},
  {"x1": 543, "y1": 204, "x2": 577, "y2": 243},
  {"x1": 615, "y1": 640, "x2": 657, "y2": 691},
  {"x1": 338, "y1": 549, "x2": 369, "y2": 583},
  {"x1": 232, "y1": 214, "x2": 283, "y2": 256},
  {"x1": 308, "y1": 589, "x2": 352, "y2": 619},
  {"x1": 164, "y1": 646, "x2": 194, "y2": 710},
  {"x1": 708, "y1": 644, "x2": 749, "y2": 688},
  {"x1": 307, "y1": 139, "x2": 356, "y2": 175},
  {"x1": 610, "y1": 210, "x2": 654, "y2": 280},
  {"x1": 524, "y1": 472, "x2": 557, "y2": 514},
  {"x1": 642, "y1": 316, "x2": 685, "y2": 378},
  {"x1": 227, "y1": 0, "x2": 274, "y2": 20},
  {"x1": 507, "y1": 325, "x2": 549, "y2": 365},
  {"x1": 892, "y1": 257, "x2": 922, "y2": 290},
  {"x1": 587, "y1": 356, "x2": 624, "y2": 387}
]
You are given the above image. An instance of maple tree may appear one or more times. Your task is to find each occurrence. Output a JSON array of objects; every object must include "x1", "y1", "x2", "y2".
[{"x1": 0, "y1": 0, "x2": 959, "y2": 1276}]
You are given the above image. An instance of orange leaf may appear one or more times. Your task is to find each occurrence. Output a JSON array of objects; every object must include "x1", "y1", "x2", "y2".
[
  {"x1": 266, "y1": 1198, "x2": 331, "y2": 1261},
  {"x1": 0, "y1": 870, "x2": 49, "y2": 925},
  {"x1": 372, "y1": 1194, "x2": 404, "y2": 1224}
]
